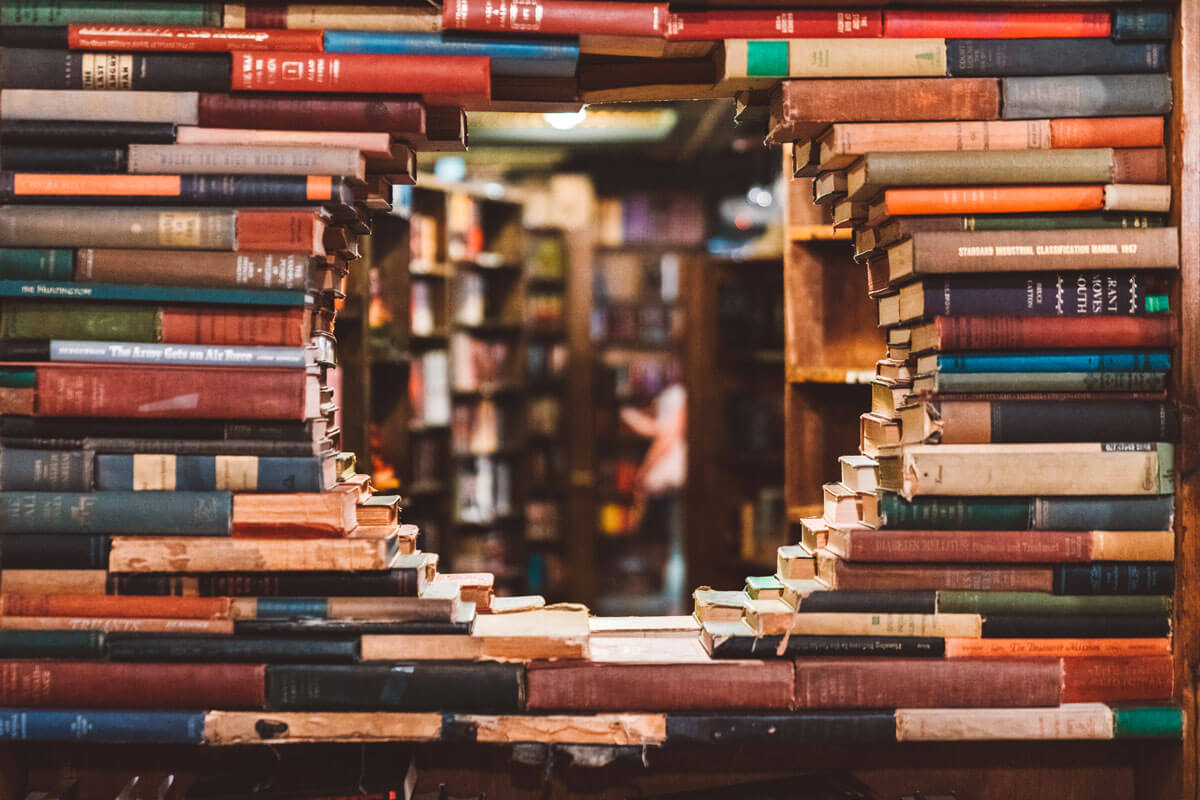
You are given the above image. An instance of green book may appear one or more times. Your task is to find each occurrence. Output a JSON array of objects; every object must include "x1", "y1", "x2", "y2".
[
  {"x1": 937, "y1": 592, "x2": 1171, "y2": 616},
  {"x1": 744, "y1": 575, "x2": 784, "y2": 599},
  {"x1": 0, "y1": 249, "x2": 74, "y2": 281},
  {"x1": 0, "y1": 301, "x2": 162, "y2": 342},
  {"x1": 1112, "y1": 706, "x2": 1183, "y2": 739},
  {"x1": 1, "y1": 1, "x2": 222, "y2": 26},
  {"x1": 0, "y1": 370, "x2": 36, "y2": 389},
  {"x1": 0, "y1": 630, "x2": 105, "y2": 659},
  {"x1": 961, "y1": 213, "x2": 1168, "y2": 231}
]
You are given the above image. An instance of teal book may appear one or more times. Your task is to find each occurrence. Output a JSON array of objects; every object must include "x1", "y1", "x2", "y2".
[
  {"x1": 879, "y1": 493, "x2": 1174, "y2": 531},
  {"x1": 0, "y1": 491, "x2": 232, "y2": 535},
  {"x1": 1112, "y1": 706, "x2": 1183, "y2": 739},
  {"x1": 0, "y1": 630, "x2": 104, "y2": 659},
  {"x1": 0, "y1": 249, "x2": 73, "y2": 280},
  {"x1": 0, "y1": 279, "x2": 305, "y2": 307},
  {"x1": 1, "y1": 1, "x2": 222, "y2": 26}
]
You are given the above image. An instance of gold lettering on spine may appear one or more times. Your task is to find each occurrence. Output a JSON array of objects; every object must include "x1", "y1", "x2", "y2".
[{"x1": 81, "y1": 54, "x2": 134, "y2": 90}]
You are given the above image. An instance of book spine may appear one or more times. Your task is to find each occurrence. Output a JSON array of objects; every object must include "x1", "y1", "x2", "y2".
[
  {"x1": 228, "y1": 52, "x2": 490, "y2": 98},
  {"x1": 0, "y1": 416, "x2": 313, "y2": 442},
  {"x1": 884, "y1": 10, "x2": 1110, "y2": 38},
  {"x1": 1049, "y1": 118, "x2": 1164, "y2": 149},
  {"x1": 1105, "y1": 183, "x2": 1172, "y2": 213},
  {"x1": 1054, "y1": 563, "x2": 1174, "y2": 594},
  {"x1": 964, "y1": 212, "x2": 1168, "y2": 230},
  {"x1": 266, "y1": 663, "x2": 525, "y2": 712},
  {"x1": 0, "y1": 120, "x2": 178, "y2": 146},
  {"x1": 35, "y1": 364, "x2": 309, "y2": 420},
  {"x1": 937, "y1": 591, "x2": 1170, "y2": 616},
  {"x1": 868, "y1": 149, "x2": 1115, "y2": 189},
  {"x1": 96, "y1": 454, "x2": 324, "y2": 492},
  {"x1": 0, "y1": 490, "x2": 231, "y2": 535},
  {"x1": 234, "y1": 209, "x2": 325, "y2": 253},
  {"x1": 933, "y1": 372, "x2": 1167, "y2": 393},
  {"x1": 0, "y1": 630, "x2": 104, "y2": 659},
  {"x1": 775, "y1": 79, "x2": 1001, "y2": 128},
  {"x1": 1, "y1": 173, "x2": 348, "y2": 207},
  {"x1": 834, "y1": 529, "x2": 1095, "y2": 562},
  {"x1": 949, "y1": 399, "x2": 1180, "y2": 444},
  {"x1": 1112, "y1": 148, "x2": 1168, "y2": 184},
  {"x1": 920, "y1": 271, "x2": 1171, "y2": 318},
  {"x1": 895, "y1": 705, "x2": 1113, "y2": 741},
  {"x1": 0, "y1": 49, "x2": 230, "y2": 91},
  {"x1": 68, "y1": 25, "x2": 325, "y2": 52},
  {"x1": 980, "y1": 614, "x2": 1169, "y2": 638},
  {"x1": 934, "y1": 351, "x2": 1170, "y2": 373},
  {"x1": 947, "y1": 39, "x2": 1166, "y2": 77},
  {"x1": 0, "y1": 593, "x2": 232, "y2": 619},
  {"x1": 0, "y1": 89, "x2": 200, "y2": 125},
  {"x1": 1, "y1": 534, "x2": 110, "y2": 569},
  {"x1": 795, "y1": 590, "x2": 938, "y2": 614},
  {"x1": 666, "y1": 10, "x2": 882, "y2": 40},
  {"x1": 793, "y1": 659, "x2": 1063, "y2": 708},
  {"x1": 1112, "y1": 706, "x2": 1183, "y2": 739},
  {"x1": 0, "y1": 447, "x2": 91, "y2": 491},
  {"x1": 3, "y1": 617, "x2": 233, "y2": 634},
  {"x1": 0, "y1": 145, "x2": 126, "y2": 173},
  {"x1": 0, "y1": 207, "x2": 236, "y2": 249},
  {"x1": 444, "y1": 0, "x2": 668, "y2": 36},
  {"x1": 0, "y1": 302, "x2": 161, "y2": 342},
  {"x1": 321, "y1": 31, "x2": 580, "y2": 79},
  {"x1": 1, "y1": 2, "x2": 222, "y2": 26},
  {"x1": 78, "y1": 249, "x2": 314, "y2": 291},
  {"x1": 0, "y1": 709, "x2": 206, "y2": 743},
  {"x1": 109, "y1": 537, "x2": 391, "y2": 574},
  {"x1": 110, "y1": 569, "x2": 419, "y2": 597},
  {"x1": 665, "y1": 713, "x2": 897, "y2": 745},
  {"x1": 126, "y1": 144, "x2": 363, "y2": 178},
  {"x1": 197, "y1": 93, "x2": 427, "y2": 135},
  {"x1": 944, "y1": 637, "x2": 1170, "y2": 658},
  {"x1": 0, "y1": 249, "x2": 74, "y2": 281},
  {"x1": 1111, "y1": 9, "x2": 1173, "y2": 41},
  {"x1": 710, "y1": 634, "x2": 945, "y2": 658},
  {"x1": 931, "y1": 316, "x2": 1178, "y2": 350},
  {"x1": 0, "y1": 279, "x2": 303, "y2": 306},
  {"x1": 1, "y1": 570, "x2": 107, "y2": 595},
  {"x1": 52, "y1": 438, "x2": 317, "y2": 457},
  {"x1": 730, "y1": 38, "x2": 946, "y2": 79},
  {"x1": 885, "y1": 185, "x2": 1105, "y2": 216},
  {"x1": 229, "y1": 3, "x2": 443, "y2": 32},
  {"x1": 1002, "y1": 74, "x2": 1172, "y2": 119},
  {"x1": 160, "y1": 306, "x2": 308, "y2": 347},
  {"x1": 41, "y1": 341, "x2": 308, "y2": 368},
  {"x1": 1061, "y1": 655, "x2": 1173, "y2": 702},
  {"x1": 0, "y1": 661, "x2": 265, "y2": 709},
  {"x1": 907, "y1": 227, "x2": 1179, "y2": 272},
  {"x1": 105, "y1": 635, "x2": 359, "y2": 663},
  {"x1": 880, "y1": 494, "x2": 1175, "y2": 531}
]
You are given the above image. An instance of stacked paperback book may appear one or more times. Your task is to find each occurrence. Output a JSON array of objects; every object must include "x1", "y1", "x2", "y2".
[{"x1": 693, "y1": 1, "x2": 1183, "y2": 740}]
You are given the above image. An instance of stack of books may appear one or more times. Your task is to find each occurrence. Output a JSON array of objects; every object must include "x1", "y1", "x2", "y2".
[{"x1": 692, "y1": 4, "x2": 1180, "y2": 721}]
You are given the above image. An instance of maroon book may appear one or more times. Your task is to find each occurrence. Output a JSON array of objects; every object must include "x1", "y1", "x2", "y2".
[
  {"x1": 0, "y1": 661, "x2": 265, "y2": 708},
  {"x1": 198, "y1": 94, "x2": 426, "y2": 135},
  {"x1": 1061, "y1": 656, "x2": 1173, "y2": 703}
]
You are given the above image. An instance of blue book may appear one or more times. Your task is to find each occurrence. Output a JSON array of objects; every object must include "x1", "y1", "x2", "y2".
[
  {"x1": 0, "y1": 279, "x2": 305, "y2": 306},
  {"x1": 96, "y1": 454, "x2": 332, "y2": 492},
  {"x1": 0, "y1": 709, "x2": 206, "y2": 743},
  {"x1": 0, "y1": 339, "x2": 309, "y2": 367},
  {"x1": 0, "y1": 491, "x2": 232, "y2": 535},
  {"x1": 928, "y1": 350, "x2": 1171, "y2": 374},
  {"x1": 323, "y1": 31, "x2": 579, "y2": 78}
]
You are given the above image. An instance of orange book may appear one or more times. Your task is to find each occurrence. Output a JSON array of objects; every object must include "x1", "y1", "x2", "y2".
[
  {"x1": 1050, "y1": 117, "x2": 1164, "y2": 149},
  {"x1": 231, "y1": 483, "x2": 360, "y2": 537},
  {"x1": 0, "y1": 594, "x2": 232, "y2": 620},
  {"x1": 945, "y1": 638, "x2": 1171, "y2": 659},
  {"x1": 0, "y1": 616, "x2": 235, "y2": 634},
  {"x1": 874, "y1": 185, "x2": 1104, "y2": 222}
]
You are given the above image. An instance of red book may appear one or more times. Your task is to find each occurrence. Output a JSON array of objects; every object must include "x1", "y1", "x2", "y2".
[
  {"x1": 235, "y1": 208, "x2": 328, "y2": 254},
  {"x1": 823, "y1": 528, "x2": 1170, "y2": 563},
  {"x1": 444, "y1": 0, "x2": 667, "y2": 36},
  {"x1": 0, "y1": 661, "x2": 265, "y2": 708},
  {"x1": 793, "y1": 659, "x2": 1064, "y2": 709},
  {"x1": 229, "y1": 52, "x2": 490, "y2": 103},
  {"x1": 667, "y1": 9, "x2": 880, "y2": 40},
  {"x1": 919, "y1": 315, "x2": 1179, "y2": 351},
  {"x1": 198, "y1": 94, "x2": 426, "y2": 137},
  {"x1": 1061, "y1": 655, "x2": 1173, "y2": 702},
  {"x1": 68, "y1": 24, "x2": 323, "y2": 52},
  {"x1": 26, "y1": 363, "x2": 318, "y2": 420},
  {"x1": 883, "y1": 9, "x2": 1111, "y2": 38},
  {"x1": 0, "y1": 594, "x2": 232, "y2": 619},
  {"x1": 159, "y1": 306, "x2": 311, "y2": 348}
]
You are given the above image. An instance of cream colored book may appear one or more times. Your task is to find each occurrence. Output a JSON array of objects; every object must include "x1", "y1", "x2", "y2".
[
  {"x1": 223, "y1": 3, "x2": 441, "y2": 31},
  {"x1": 895, "y1": 704, "x2": 1114, "y2": 742},
  {"x1": 127, "y1": 144, "x2": 367, "y2": 181},
  {"x1": 1104, "y1": 183, "x2": 1171, "y2": 212},
  {"x1": 176, "y1": 127, "x2": 394, "y2": 160},
  {"x1": 360, "y1": 607, "x2": 590, "y2": 661},
  {"x1": 204, "y1": 711, "x2": 442, "y2": 745},
  {"x1": 0, "y1": 90, "x2": 199, "y2": 124},
  {"x1": 724, "y1": 39, "x2": 946, "y2": 80},
  {"x1": 458, "y1": 714, "x2": 666, "y2": 745},
  {"x1": 777, "y1": 545, "x2": 816, "y2": 580},
  {"x1": 744, "y1": 610, "x2": 983, "y2": 638}
]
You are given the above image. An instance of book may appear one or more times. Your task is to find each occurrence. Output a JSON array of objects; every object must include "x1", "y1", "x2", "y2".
[
  {"x1": 915, "y1": 351, "x2": 1170, "y2": 376},
  {"x1": 847, "y1": 150, "x2": 1164, "y2": 203},
  {"x1": 1002, "y1": 74, "x2": 1172, "y2": 119},
  {"x1": 664, "y1": 712, "x2": 897, "y2": 745},
  {"x1": 0, "y1": 173, "x2": 354, "y2": 209},
  {"x1": 907, "y1": 398, "x2": 1178, "y2": 444},
  {"x1": 910, "y1": 316, "x2": 1178, "y2": 352},
  {"x1": 266, "y1": 663, "x2": 524, "y2": 712},
  {"x1": 900, "y1": 442, "x2": 1174, "y2": 498},
  {"x1": 231, "y1": 488, "x2": 358, "y2": 537},
  {"x1": 793, "y1": 658, "x2": 1063, "y2": 709},
  {"x1": 175, "y1": 128, "x2": 394, "y2": 160},
  {"x1": 769, "y1": 79, "x2": 1001, "y2": 144},
  {"x1": 937, "y1": 591, "x2": 1171, "y2": 615},
  {"x1": 888, "y1": 272, "x2": 1171, "y2": 325},
  {"x1": 1113, "y1": 706, "x2": 1184, "y2": 739},
  {"x1": 1, "y1": 302, "x2": 310, "y2": 346},
  {"x1": 95, "y1": 453, "x2": 333, "y2": 492},
  {"x1": 1, "y1": 490, "x2": 230, "y2": 534},
  {"x1": 109, "y1": 567, "x2": 424, "y2": 597},
  {"x1": 912, "y1": 371, "x2": 1166, "y2": 394},
  {"x1": 700, "y1": 620, "x2": 944, "y2": 659},
  {"x1": 77, "y1": 249, "x2": 328, "y2": 291},
  {"x1": 0, "y1": 617, "x2": 234, "y2": 634},
  {"x1": 0, "y1": 708, "x2": 207, "y2": 743},
  {"x1": 444, "y1": 0, "x2": 667, "y2": 36},
  {"x1": 946, "y1": 39, "x2": 1166, "y2": 77},
  {"x1": 224, "y1": 3, "x2": 442, "y2": 32},
  {"x1": 0, "y1": 629, "x2": 104, "y2": 657},
  {"x1": 3, "y1": 363, "x2": 319, "y2": 420},
  {"x1": 817, "y1": 118, "x2": 1164, "y2": 171},
  {"x1": 1, "y1": 534, "x2": 112, "y2": 569},
  {"x1": 0, "y1": 661, "x2": 264, "y2": 708},
  {"x1": 323, "y1": 31, "x2": 579, "y2": 79},
  {"x1": 105, "y1": 634, "x2": 359, "y2": 663},
  {"x1": 824, "y1": 529, "x2": 1173, "y2": 563},
  {"x1": 667, "y1": 10, "x2": 880, "y2": 40},
  {"x1": 0, "y1": 206, "x2": 326, "y2": 252},
  {"x1": 0, "y1": 120, "x2": 179, "y2": 145},
  {"x1": 1, "y1": 593, "x2": 232, "y2": 619},
  {"x1": 879, "y1": 493, "x2": 1175, "y2": 531},
  {"x1": 1054, "y1": 563, "x2": 1174, "y2": 594},
  {"x1": 2, "y1": 2, "x2": 222, "y2": 26},
  {"x1": 526, "y1": 636, "x2": 795, "y2": 711},
  {"x1": 944, "y1": 639, "x2": 1171, "y2": 658},
  {"x1": 745, "y1": 609, "x2": 983, "y2": 638},
  {"x1": 230, "y1": 595, "x2": 457, "y2": 622},
  {"x1": 724, "y1": 39, "x2": 946, "y2": 81},
  {"x1": 68, "y1": 24, "x2": 325, "y2": 52},
  {"x1": 868, "y1": 185, "x2": 1168, "y2": 224},
  {"x1": 125, "y1": 144, "x2": 366, "y2": 181},
  {"x1": 1, "y1": 48, "x2": 230, "y2": 91},
  {"x1": 884, "y1": 10, "x2": 1110, "y2": 38},
  {"x1": 0, "y1": 89, "x2": 201, "y2": 124},
  {"x1": 360, "y1": 608, "x2": 589, "y2": 661},
  {"x1": 978, "y1": 615, "x2": 1169, "y2": 638},
  {"x1": 0, "y1": 340, "x2": 309, "y2": 368},
  {"x1": 894, "y1": 704, "x2": 1114, "y2": 741},
  {"x1": 108, "y1": 536, "x2": 397, "y2": 572},
  {"x1": 1061, "y1": 655, "x2": 1173, "y2": 702},
  {"x1": 884, "y1": 228, "x2": 1178, "y2": 281},
  {"x1": 199, "y1": 709, "x2": 442, "y2": 746},
  {"x1": 227, "y1": 52, "x2": 489, "y2": 102}
]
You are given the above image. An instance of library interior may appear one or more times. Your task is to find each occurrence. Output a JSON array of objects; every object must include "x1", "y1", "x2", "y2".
[{"x1": 0, "y1": 1, "x2": 1195, "y2": 798}]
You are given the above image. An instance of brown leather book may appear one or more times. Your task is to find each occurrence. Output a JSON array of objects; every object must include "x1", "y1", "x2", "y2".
[
  {"x1": 0, "y1": 661, "x2": 265, "y2": 708},
  {"x1": 794, "y1": 658, "x2": 1063, "y2": 709},
  {"x1": 232, "y1": 483, "x2": 360, "y2": 537},
  {"x1": 1061, "y1": 655, "x2": 1174, "y2": 703},
  {"x1": 525, "y1": 636, "x2": 794, "y2": 711},
  {"x1": 816, "y1": 550, "x2": 1055, "y2": 592}
]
